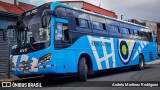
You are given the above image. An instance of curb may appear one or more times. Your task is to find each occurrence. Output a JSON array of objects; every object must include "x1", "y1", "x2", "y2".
[
  {"x1": 0, "y1": 76, "x2": 43, "y2": 83},
  {"x1": 146, "y1": 59, "x2": 160, "y2": 65},
  {"x1": 0, "y1": 77, "x2": 20, "y2": 82}
]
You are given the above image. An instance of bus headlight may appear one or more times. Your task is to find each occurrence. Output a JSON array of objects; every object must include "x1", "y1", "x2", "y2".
[{"x1": 38, "y1": 53, "x2": 52, "y2": 65}]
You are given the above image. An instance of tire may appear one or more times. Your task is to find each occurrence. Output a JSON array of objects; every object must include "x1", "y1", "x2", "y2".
[
  {"x1": 78, "y1": 57, "x2": 88, "y2": 81},
  {"x1": 137, "y1": 55, "x2": 145, "y2": 70}
]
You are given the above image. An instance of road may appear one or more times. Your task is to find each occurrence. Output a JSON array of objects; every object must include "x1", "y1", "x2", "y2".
[{"x1": 3, "y1": 63, "x2": 160, "y2": 90}]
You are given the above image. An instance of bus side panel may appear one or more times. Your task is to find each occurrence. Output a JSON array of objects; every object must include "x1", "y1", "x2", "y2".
[{"x1": 56, "y1": 35, "x2": 157, "y2": 73}]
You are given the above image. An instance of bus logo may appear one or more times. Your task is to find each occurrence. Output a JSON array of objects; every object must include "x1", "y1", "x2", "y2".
[{"x1": 118, "y1": 39, "x2": 136, "y2": 64}]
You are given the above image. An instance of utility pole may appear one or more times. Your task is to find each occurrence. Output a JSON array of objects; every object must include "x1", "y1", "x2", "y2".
[
  {"x1": 121, "y1": 15, "x2": 124, "y2": 20},
  {"x1": 7, "y1": 35, "x2": 11, "y2": 79},
  {"x1": 99, "y1": 0, "x2": 102, "y2": 7}
]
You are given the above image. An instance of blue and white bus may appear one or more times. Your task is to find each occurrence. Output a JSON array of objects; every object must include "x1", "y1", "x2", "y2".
[{"x1": 4, "y1": 2, "x2": 157, "y2": 81}]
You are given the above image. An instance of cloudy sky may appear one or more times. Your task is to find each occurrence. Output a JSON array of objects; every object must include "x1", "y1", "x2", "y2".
[{"x1": 19, "y1": 0, "x2": 160, "y2": 22}]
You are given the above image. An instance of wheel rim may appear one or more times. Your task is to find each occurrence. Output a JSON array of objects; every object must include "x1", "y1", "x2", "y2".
[
  {"x1": 140, "y1": 60, "x2": 144, "y2": 68},
  {"x1": 84, "y1": 60, "x2": 88, "y2": 74},
  {"x1": 140, "y1": 56, "x2": 144, "y2": 69}
]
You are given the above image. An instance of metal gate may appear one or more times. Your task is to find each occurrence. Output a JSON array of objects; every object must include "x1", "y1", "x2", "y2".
[{"x1": 0, "y1": 31, "x2": 8, "y2": 73}]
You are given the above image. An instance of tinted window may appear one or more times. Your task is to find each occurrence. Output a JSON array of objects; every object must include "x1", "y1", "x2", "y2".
[
  {"x1": 55, "y1": 23, "x2": 63, "y2": 40},
  {"x1": 122, "y1": 28, "x2": 130, "y2": 34},
  {"x1": 79, "y1": 19, "x2": 89, "y2": 28},
  {"x1": 75, "y1": 18, "x2": 89, "y2": 28},
  {"x1": 109, "y1": 26, "x2": 119, "y2": 33},
  {"x1": 147, "y1": 32, "x2": 152, "y2": 41},
  {"x1": 56, "y1": 7, "x2": 67, "y2": 18},
  {"x1": 55, "y1": 23, "x2": 69, "y2": 42},
  {"x1": 92, "y1": 22, "x2": 105, "y2": 30},
  {"x1": 133, "y1": 30, "x2": 138, "y2": 35}
]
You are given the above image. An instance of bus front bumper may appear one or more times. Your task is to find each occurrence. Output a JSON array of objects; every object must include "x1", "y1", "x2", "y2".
[{"x1": 12, "y1": 63, "x2": 57, "y2": 77}]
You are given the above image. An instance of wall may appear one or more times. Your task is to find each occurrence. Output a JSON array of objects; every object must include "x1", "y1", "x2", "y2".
[
  {"x1": 83, "y1": 2, "x2": 117, "y2": 18},
  {"x1": 0, "y1": 14, "x2": 17, "y2": 73},
  {"x1": 157, "y1": 24, "x2": 160, "y2": 54},
  {"x1": 61, "y1": 1, "x2": 117, "y2": 18},
  {"x1": 0, "y1": 15, "x2": 17, "y2": 29},
  {"x1": 0, "y1": 31, "x2": 9, "y2": 72},
  {"x1": 0, "y1": 0, "x2": 18, "y2": 5},
  {"x1": 145, "y1": 21, "x2": 157, "y2": 35},
  {"x1": 68, "y1": 2, "x2": 83, "y2": 8}
]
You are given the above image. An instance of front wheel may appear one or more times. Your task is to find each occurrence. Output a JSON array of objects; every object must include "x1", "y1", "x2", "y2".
[
  {"x1": 137, "y1": 55, "x2": 145, "y2": 70},
  {"x1": 78, "y1": 57, "x2": 88, "y2": 81}
]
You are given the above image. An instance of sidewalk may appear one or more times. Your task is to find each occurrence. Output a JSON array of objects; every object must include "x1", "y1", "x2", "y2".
[
  {"x1": 0, "y1": 73, "x2": 19, "y2": 82},
  {"x1": 146, "y1": 59, "x2": 160, "y2": 65}
]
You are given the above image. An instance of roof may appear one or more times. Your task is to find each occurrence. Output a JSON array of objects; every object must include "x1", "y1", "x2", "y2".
[{"x1": 0, "y1": 1, "x2": 36, "y2": 14}]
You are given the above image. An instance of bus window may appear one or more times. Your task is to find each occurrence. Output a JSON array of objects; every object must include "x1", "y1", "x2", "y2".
[
  {"x1": 128, "y1": 29, "x2": 132, "y2": 34},
  {"x1": 147, "y1": 32, "x2": 152, "y2": 41},
  {"x1": 55, "y1": 23, "x2": 63, "y2": 41},
  {"x1": 75, "y1": 18, "x2": 89, "y2": 28},
  {"x1": 133, "y1": 30, "x2": 138, "y2": 36},
  {"x1": 92, "y1": 22, "x2": 104, "y2": 30},
  {"x1": 55, "y1": 23, "x2": 69, "y2": 42},
  {"x1": 121, "y1": 28, "x2": 130, "y2": 34},
  {"x1": 79, "y1": 19, "x2": 89, "y2": 28},
  {"x1": 62, "y1": 24, "x2": 69, "y2": 42},
  {"x1": 109, "y1": 25, "x2": 119, "y2": 33},
  {"x1": 56, "y1": 7, "x2": 67, "y2": 18}
]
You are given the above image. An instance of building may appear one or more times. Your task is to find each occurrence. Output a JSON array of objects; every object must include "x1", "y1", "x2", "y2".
[
  {"x1": 157, "y1": 23, "x2": 160, "y2": 55},
  {"x1": 55, "y1": 0, "x2": 118, "y2": 18},
  {"x1": 143, "y1": 20, "x2": 158, "y2": 36},
  {"x1": 0, "y1": 0, "x2": 35, "y2": 73}
]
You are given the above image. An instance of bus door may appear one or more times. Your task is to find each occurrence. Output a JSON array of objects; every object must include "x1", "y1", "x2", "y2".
[{"x1": 54, "y1": 18, "x2": 70, "y2": 73}]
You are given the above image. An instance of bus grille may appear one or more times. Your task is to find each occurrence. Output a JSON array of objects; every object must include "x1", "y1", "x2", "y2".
[{"x1": 149, "y1": 52, "x2": 153, "y2": 60}]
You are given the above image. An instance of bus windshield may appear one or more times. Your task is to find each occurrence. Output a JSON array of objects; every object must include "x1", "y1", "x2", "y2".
[{"x1": 12, "y1": 5, "x2": 51, "y2": 54}]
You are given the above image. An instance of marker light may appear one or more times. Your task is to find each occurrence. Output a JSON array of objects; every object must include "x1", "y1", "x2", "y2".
[{"x1": 38, "y1": 53, "x2": 52, "y2": 65}]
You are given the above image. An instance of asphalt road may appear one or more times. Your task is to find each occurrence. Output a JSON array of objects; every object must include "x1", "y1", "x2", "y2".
[{"x1": 3, "y1": 63, "x2": 160, "y2": 90}]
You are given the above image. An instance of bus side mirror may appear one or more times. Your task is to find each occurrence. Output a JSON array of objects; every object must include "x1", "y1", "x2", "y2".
[
  {"x1": 3, "y1": 25, "x2": 15, "y2": 41},
  {"x1": 41, "y1": 10, "x2": 56, "y2": 28}
]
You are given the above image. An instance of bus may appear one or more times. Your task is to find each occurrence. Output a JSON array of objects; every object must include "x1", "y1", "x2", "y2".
[{"x1": 3, "y1": 2, "x2": 158, "y2": 81}]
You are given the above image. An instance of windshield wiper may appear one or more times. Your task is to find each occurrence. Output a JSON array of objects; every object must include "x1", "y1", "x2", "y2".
[{"x1": 26, "y1": 39, "x2": 36, "y2": 51}]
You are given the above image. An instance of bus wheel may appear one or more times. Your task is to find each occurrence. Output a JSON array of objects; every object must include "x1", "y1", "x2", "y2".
[
  {"x1": 78, "y1": 57, "x2": 88, "y2": 81},
  {"x1": 138, "y1": 55, "x2": 145, "y2": 70}
]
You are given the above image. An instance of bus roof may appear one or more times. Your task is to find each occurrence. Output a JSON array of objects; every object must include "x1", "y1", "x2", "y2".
[
  {"x1": 50, "y1": 2, "x2": 150, "y2": 30},
  {"x1": 22, "y1": 2, "x2": 151, "y2": 30}
]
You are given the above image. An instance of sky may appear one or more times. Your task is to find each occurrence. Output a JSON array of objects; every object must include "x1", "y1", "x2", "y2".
[{"x1": 19, "y1": 0, "x2": 160, "y2": 22}]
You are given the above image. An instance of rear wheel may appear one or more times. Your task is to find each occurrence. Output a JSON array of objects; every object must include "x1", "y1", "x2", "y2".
[
  {"x1": 137, "y1": 55, "x2": 145, "y2": 70},
  {"x1": 78, "y1": 57, "x2": 88, "y2": 81}
]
